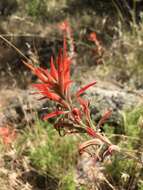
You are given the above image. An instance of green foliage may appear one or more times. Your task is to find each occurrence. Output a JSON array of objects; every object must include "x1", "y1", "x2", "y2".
[
  {"x1": 16, "y1": 106, "x2": 143, "y2": 189},
  {"x1": 59, "y1": 170, "x2": 76, "y2": 190},
  {"x1": 26, "y1": 0, "x2": 47, "y2": 19},
  {"x1": 138, "y1": 180, "x2": 143, "y2": 190},
  {"x1": 123, "y1": 106, "x2": 143, "y2": 135},
  {"x1": 106, "y1": 105, "x2": 143, "y2": 189},
  {"x1": 17, "y1": 119, "x2": 79, "y2": 189}
]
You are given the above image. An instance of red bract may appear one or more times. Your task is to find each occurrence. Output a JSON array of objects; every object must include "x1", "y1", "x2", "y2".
[
  {"x1": 43, "y1": 111, "x2": 67, "y2": 120},
  {"x1": 97, "y1": 109, "x2": 112, "y2": 129},
  {"x1": 76, "y1": 81, "x2": 96, "y2": 97},
  {"x1": 59, "y1": 20, "x2": 70, "y2": 33},
  {"x1": 23, "y1": 34, "x2": 73, "y2": 119},
  {"x1": 0, "y1": 127, "x2": 9, "y2": 136},
  {"x1": 72, "y1": 108, "x2": 82, "y2": 124},
  {"x1": 86, "y1": 127, "x2": 97, "y2": 138},
  {"x1": 59, "y1": 20, "x2": 75, "y2": 60},
  {"x1": 0, "y1": 127, "x2": 16, "y2": 145},
  {"x1": 89, "y1": 32, "x2": 97, "y2": 43},
  {"x1": 23, "y1": 36, "x2": 72, "y2": 104},
  {"x1": 77, "y1": 97, "x2": 91, "y2": 124}
]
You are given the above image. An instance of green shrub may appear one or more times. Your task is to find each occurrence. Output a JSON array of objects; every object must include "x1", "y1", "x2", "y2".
[
  {"x1": 106, "y1": 105, "x2": 143, "y2": 189},
  {"x1": 26, "y1": 0, "x2": 47, "y2": 19},
  {"x1": 17, "y1": 119, "x2": 79, "y2": 189}
]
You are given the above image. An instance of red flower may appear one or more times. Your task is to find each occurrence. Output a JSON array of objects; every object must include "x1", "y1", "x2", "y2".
[
  {"x1": 0, "y1": 127, "x2": 16, "y2": 145},
  {"x1": 76, "y1": 81, "x2": 96, "y2": 126},
  {"x1": 86, "y1": 127, "x2": 97, "y2": 137},
  {"x1": 23, "y1": 21, "x2": 118, "y2": 160},
  {"x1": 23, "y1": 34, "x2": 73, "y2": 120},
  {"x1": 23, "y1": 36, "x2": 72, "y2": 104},
  {"x1": 59, "y1": 20, "x2": 70, "y2": 33},
  {"x1": 97, "y1": 109, "x2": 112, "y2": 129},
  {"x1": 43, "y1": 111, "x2": 67, "y2": 120},
  {"x1": 89, "y1": 32, "x2": 97, "y2": 42},
  {"x1": 72, "y1": 108, "x2": 82, "y2": 123},
  {"x1": 76, "y1": 81, "x2": 96, "y2": 97},
  {"x1": 77, "y1": 97, "x2": 91, "y2": 123}
]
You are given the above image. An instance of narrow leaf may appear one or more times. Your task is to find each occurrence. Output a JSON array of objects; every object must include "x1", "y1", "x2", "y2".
[
  {"x1": 76, "y1": 81, "x2": 96, "y2": 97},
  {"x1": 86, "y1": 127, "x2": 97, "y2": 137},
  {"x1": 43, "y1": 111, "x2": 66, "y2": 120},
  {"x1": 41, "y1": 91, "x2": 61, "y2": 102},
  {"x1": 32, "y1": 83, "x2": 50, "y2": 91},
  {"x1": 97, "y1": 109, "x2": 112, "y2": 129},
  {"x1": 50, "y1": 56, "x2": 58, "y2": 80}
]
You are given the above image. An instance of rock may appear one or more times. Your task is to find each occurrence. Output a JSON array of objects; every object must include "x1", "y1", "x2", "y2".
[
  {"x1": 0, "y1": 80, "x2": 143, "y2": 129},
  {"x1": 0, "y1": 88, "x2": 48, "y2": 128},
  {"x1": 83, "y1": 83, "x2": 143, "y2": 127}
]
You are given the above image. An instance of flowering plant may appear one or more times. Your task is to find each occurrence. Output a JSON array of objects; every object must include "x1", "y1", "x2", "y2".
[{"x1": 23, "y1": 21, "x2": 120, "y2": 160}]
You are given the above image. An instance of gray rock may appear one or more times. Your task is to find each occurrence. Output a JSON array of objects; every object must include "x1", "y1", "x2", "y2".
[
  {"x1": 0, "y1": 84, "x2": 142, "y2": 128},
  {"x1": 0, "y1": 89, "x2": 48, "y2": 128},
  {"x1": 85, "y1": 86, "x2": 143, "y2": 127}
]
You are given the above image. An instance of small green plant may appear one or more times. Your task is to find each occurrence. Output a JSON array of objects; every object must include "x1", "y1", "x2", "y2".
[
  {"x1": 106, "y1": 106, "x2": 143, "y2": 189},
  {"x1": 26, "y1": 119, "x2": 77, "y2": 189}
]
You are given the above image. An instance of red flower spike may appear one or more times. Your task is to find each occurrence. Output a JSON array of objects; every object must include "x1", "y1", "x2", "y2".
[
  {"x1": 59, "y1": 20, "x2": 75, "y2": 60},
  {"x1": 41, "y1": 91, "x2": 61, "y2": 102},
  {"x1": 43, "y1": 111, "x2": 67, "y2": 120},
  {"x1": 0, "y1": 127, "x2": 9, "y2": 137},
  {"x1": 24, "y1": 35, "x2": 72, "y2": 104},
  {"x1": 64, "y1": 58, "x2": 71, "y2": 82},
  {"x1": 63, "y1": 34, "x2": 67, "y2": 58},
  {"x1": 59, "y1": 20, "x2": 70, "y2": 32},
  {"x1": 78, "y1": 97, "x2": 89, "y2": 113},
  {"x1": 86, "y1": 127, "x2": 97, "y2": 138},
  {"x1": 89, "y1": 32, "x2": 97, "y2": 43},
  {"x1": 32, "y1": 84, "x2": 62, "y2": 102},
  {"x1": 37, "y1": 67, "x2": 55, "y2": 83},
  {"x1": 78, "y1": 97, "x2": 91, "y2": 124},
  {"x1": 32, "y1": 83, "x2": 50, "y2": 91},
  {"x1": 23, "y1": 22, "x2": 119, "y2": 161},
  {"x1": 72, "y1": 108, "x2": 82, "y2": 123},
  {"x1": 76, "y1": 81, "x2": 96, "y2": 97},
  {"x1": 34, "y1": 68, "x2": 48, "y2": 82},
  {"x1": 58, "y1": 49, "x2": 65, "y2": 95},
  {"x1": 56, "y1": 39, "x2": 72, "y2": 95},
  {"x1": 97, "y1": 109, "x2": 112, "y2": 129},
  {"x1": 23, "y1": 61, "x2": 50, "y2": 83}
]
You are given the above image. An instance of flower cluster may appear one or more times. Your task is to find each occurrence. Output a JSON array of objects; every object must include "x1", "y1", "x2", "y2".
[
  {"x1": 23, "y1": 21, "x2": 119, "y2": 159},
  {"x1": 89, "y1": 32, "x2": 104, "y2": 64}
]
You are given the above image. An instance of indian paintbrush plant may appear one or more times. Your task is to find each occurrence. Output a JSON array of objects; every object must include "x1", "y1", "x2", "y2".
[{"x1": 23, "y1": 21, "x2": 120, "y2": 169}]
